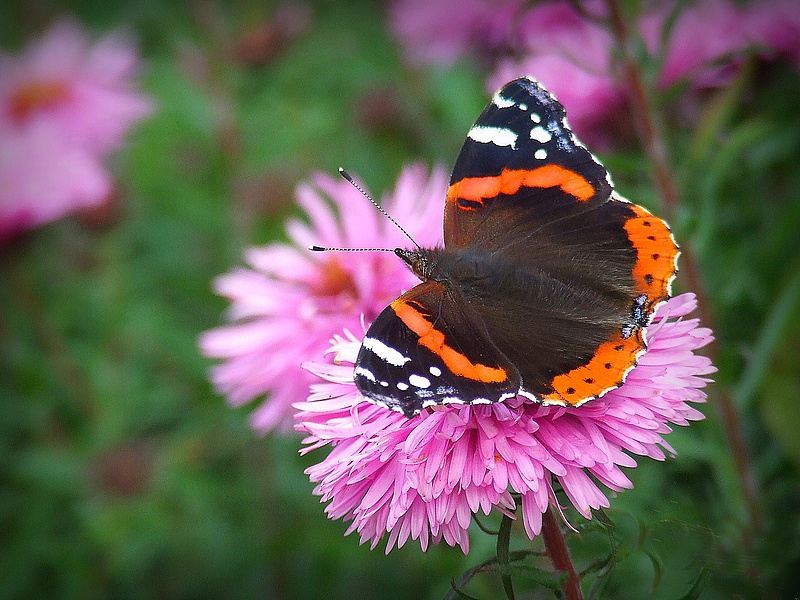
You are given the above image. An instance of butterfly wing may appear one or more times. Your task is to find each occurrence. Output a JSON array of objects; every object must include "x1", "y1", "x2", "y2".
[
  {"x1": 442, "y1": 77, "x2": 679, "y2": 406},
  {"x1": 445, "y1": 77, "x2": 612, "y2": 249},
  {"x1": 354, "y1": 279, "x2": 521, "y2": 417}
]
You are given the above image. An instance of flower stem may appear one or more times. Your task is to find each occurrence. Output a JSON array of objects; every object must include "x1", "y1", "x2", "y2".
[
  {"x1": 542, "y1": 507, "x2": 584, "y2": 600},
  {"x1": 497, "y1": 513, "x2": 515, "y2": 600},
  {"x1": 604, "y1": 0, "x2": 762, "y2": 532}
]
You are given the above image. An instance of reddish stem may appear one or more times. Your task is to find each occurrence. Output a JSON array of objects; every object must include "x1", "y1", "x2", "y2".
[
  {"x1": 542, "y1": 507, "x2": 584, "y2": 600},
  {"x1": 604, "y1": 0, "x2": 762, "y2": 532}
]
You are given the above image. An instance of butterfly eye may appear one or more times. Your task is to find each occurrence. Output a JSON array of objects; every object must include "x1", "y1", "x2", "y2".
[{"x1": 409, "y1": 256, "x2": 427, "y2": 279}]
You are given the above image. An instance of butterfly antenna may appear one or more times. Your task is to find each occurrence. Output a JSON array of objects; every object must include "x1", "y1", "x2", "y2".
[
  {"x1": 338, "y1": 168, "x2": 421, "y2": 250},
  {"x1": 309, "y1": 245, "x2": 394, "y2": 252}
]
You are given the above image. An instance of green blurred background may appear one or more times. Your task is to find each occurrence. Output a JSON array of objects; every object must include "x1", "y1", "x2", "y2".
[{"x1": 2, "y1": 1, "x2": 800, "y2": 598}]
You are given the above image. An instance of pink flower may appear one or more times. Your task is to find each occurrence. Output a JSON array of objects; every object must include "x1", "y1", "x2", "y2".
[
  {"x1": 296, "y1": 294, "x2": 714, "y2": 553},
  {"x1": 0, "y1": 120, "x2": 109, "y2": 240},
  {"x1": 488, "y1": 1, "x2": 624, "y2": 149},
  {"x1": 639, "y1": 0, "x2": 751, "y2": 88},
  {"x1": 0, "y1": 19, "x2": 153, "y2": 239},
  {"x1": 200, "y1": 164, "x2": 447, "y2": 432},
  {"x1": 490, "y1": 55, "x2": 624, "y2": 150},
  {"x1": 389, "y1": 0, "x2": 524, "y2": 66},
  {"x1": 516, "y1": 0, "x2": 611, "y2": 71},
  {"x1": 747, "y1": 0, "x2": 800, "y2": 71}
]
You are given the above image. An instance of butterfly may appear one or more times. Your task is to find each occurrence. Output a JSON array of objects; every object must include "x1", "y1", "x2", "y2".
[{"x1": 353, "y1": 77, "x2": 679, "y2": 418}]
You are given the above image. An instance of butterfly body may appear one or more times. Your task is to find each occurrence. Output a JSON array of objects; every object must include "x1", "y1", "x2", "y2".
[{"x1": 354, "y1": 77, "x2": 679, "y2": 418}]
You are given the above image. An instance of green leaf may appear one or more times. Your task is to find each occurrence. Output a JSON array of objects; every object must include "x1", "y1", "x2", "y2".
[
  {"x1": 447, "y1": 580, "x2": 481, "y2": 600},
  {"x1": 735, "y1": 265, "x2": 800, "y2": 409},
  {"x1": 677, "y1": 566, "x2": 711, "y2": 600},
  {"x1": 503, "y1": 564, "x2": 568, "y2": 591},
  {"x1": 644, "y1": 548, "x2": 665, "y2": 594}
]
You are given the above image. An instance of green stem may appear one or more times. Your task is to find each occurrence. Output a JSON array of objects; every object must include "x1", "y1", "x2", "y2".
[
  {"x1": 7, "y1": 256, "x2": 95, "y2": 415},
  {"x1": 497, "y1": 513, "x2": 515, "y2": 600}
]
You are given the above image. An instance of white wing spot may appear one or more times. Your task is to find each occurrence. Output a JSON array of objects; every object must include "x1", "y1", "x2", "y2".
[
  {"x1": 429, "y1": 366, "x2": 442, "y2": 377},
  {"x1": 354, "y1": 366, "x2": 376, "y2": 382},
  {"x1": 362, "y1": 337, "x2": 411, "y2": 367},
  {"x1": 535, "y1": 148, "x2": 547, "y2": 160},
  {"x1": 530, "y1": 112, "x2": 541, "y2": 123},
  {"x1": 530, "y1": 126, "x2": 552, "y2": 143},
  {"x1": 468, "y1": 125, "x2": 518, "y2": 149},
  {"x1": 397, "y1": 382, "x2": 409, "y2": 391},
  {"x1": 492, "y1": 92, "x2": 515, "y2": 109},
  {"x1": 409, "y1": 374, "x2": 431, "y2": 389},
  {"x1": 441, "y1": 397, "x2": 465, "y2": 405}
]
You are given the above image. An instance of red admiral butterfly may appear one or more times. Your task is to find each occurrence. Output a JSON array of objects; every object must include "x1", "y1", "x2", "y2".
[{"x1": 354, "y1": 77, "x2": 679, "y2": 417}]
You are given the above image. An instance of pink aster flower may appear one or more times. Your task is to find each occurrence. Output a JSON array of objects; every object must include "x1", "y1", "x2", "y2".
[
  {"x1": 0, "y1": 120, "x2": 109, "y2": 240},
  {"x1": 747, "y1": 0, "x2": 800, "y2": 71},
  {"x1": 639, "y1": 0, "x2": 751, "y2": 89},
  {"x1": 0, "y1": 19, "x2": 153, "y2": 240},
  {"x1": 296, "y1": 293, "x2": 714, "y2": 553},
  {"x1": 490, "y1": 54, "x2": 624, "y2": 150},
  {"x1": 389, "y1": 0, "x2": 524, "y2": 66},
  {"x1": 488, "y1": 2, "x2": 625, "y2": 149},
  {"x1": 200, "y1": 164, "x2": 447, "y2": 432}
]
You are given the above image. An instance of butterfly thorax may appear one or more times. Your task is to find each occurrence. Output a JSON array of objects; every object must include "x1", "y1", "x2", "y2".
[{"x1": 396, "y1": 247, "x2": 523, "y2": 297}]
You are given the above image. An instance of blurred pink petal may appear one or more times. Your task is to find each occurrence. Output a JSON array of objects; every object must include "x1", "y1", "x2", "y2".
[
  {"x1": 489, "y1": 2, "x2": 624, "y2": 149},
  {"x1": 0, "y1": 19, "x2": 154, "y2": 153},
  {"x1": 517, "y1": 0, "x2": 611, "y2": 74},
  {"x1": 639, "y1": 0, "x2": 751, "y2": 88},
  {"x1": 490, "y1": 55, "x2": 625, "y2": 150},
  {"x1": 296, "y1": 294, "x2": 715, "y2": 552},
  {"x1": 0, "y1": 18, "x2": 153, "y2": 239},
  {"x1": 747, "y1": 0, "x2": 800, "y2": 70},
  {"x1": 389, "y1": 0, "x2": 524, "y2": 66},
  {"x1": 0, "y1": 121, "x2": 110, "y2": 239},
  {"x1": 200, "y1": 164, "x2": 448, "y2": 432}
]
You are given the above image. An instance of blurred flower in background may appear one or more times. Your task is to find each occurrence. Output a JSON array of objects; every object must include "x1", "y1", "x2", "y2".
[
  {"x1": 488, "y1": 1, "x2": 625, "y2": 148},
  {"x1": 388, "y1": 0, "x2": 524, "y2": 67},
  {"x1": 296, "y1": 294, "x2": 714, "y2": 552},
  {"x1": 638, "y1": 0, "x2": 751, "y2": 89},
  {"x1": 200, "y1": 164, "x2": 447, "y2": 432},
  {"x1": 748, "y1": 0, "x2": 800, "y2": 70},
  {"x1": 0, "y1": 19, "x2": 153, "y2": 241},
  {"x1": 390, "y1": 0, "x2": 800, "y2": 145}
]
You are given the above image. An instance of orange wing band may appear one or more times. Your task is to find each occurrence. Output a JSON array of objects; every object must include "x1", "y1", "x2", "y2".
[
  {"x1": 448, "y1": 165, "x2": 595, "y2": 207},
  {"x1": 391, "y1": 299, "x2": 510, "y2": 384},
  {"x1": 623, "y1": 204, "x2": 680, "y2": 299},
  {"x1": 540, "y1": 330, "x2": 644, "y2": 406}
]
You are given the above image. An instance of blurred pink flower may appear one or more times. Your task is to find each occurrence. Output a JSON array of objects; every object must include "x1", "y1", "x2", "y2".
[
  {"x1": 639, "y1": 0, "x2": 751, "y2": 88},
  {"x1": 517, "y1": 0, "x2": 610, "y2": 70},
  {"x1": 747, "y1": 0, "x2": 800, "y2": 70},
  {"x1": 0, "y1": 19, "x2": 153, "y2": 240},
  {"x1": 296, "y1": 293, "x2": 714, "y2": 553},
  {"x1": 389, "y1": 0, "x2": 524, "y2": 66},
  {"x1": 200, "y1": 164, "x2": 447, "y2": 432},
  {"x1": 489, "y1": 2, "x2": 624, "y2": 148},
  {"x1": 490, "y1": 54, "x2": 624, "y2": 150}
]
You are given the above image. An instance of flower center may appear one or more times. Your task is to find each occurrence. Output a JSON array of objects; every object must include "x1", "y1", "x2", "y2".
[
  {"x1": 8, "y1": 80, "x2": 70, "y2": 122},
  {"x1": 312, "y1": 256, "x2": 358, "y2": 301}
]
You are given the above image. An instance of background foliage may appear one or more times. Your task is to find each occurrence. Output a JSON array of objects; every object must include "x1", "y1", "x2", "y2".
[{"x1": 2, "y1": 1, "x2": 799, "y2": 598}]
